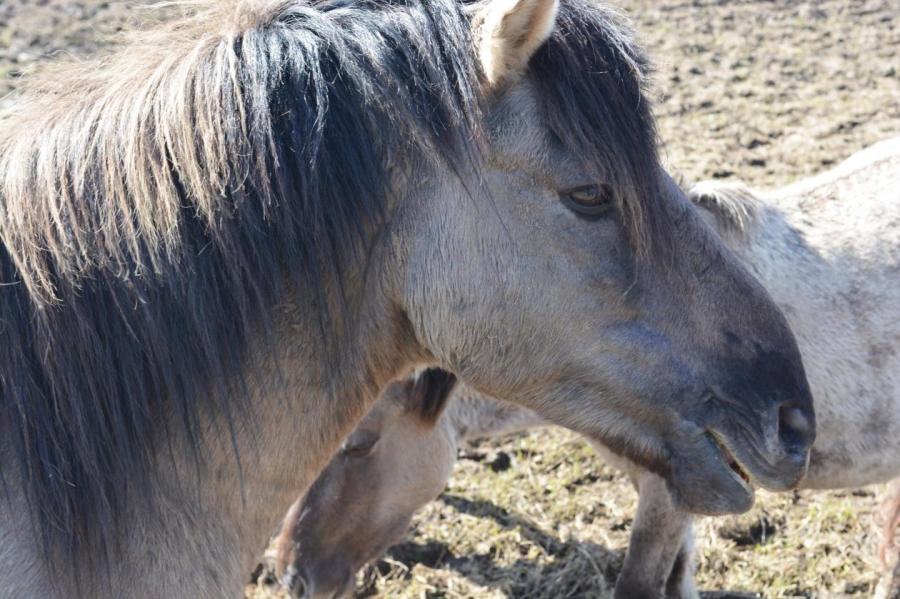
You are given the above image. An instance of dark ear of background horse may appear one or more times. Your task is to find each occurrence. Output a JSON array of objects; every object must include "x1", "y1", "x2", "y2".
[{"x1": 406, "y1": 369, "x2": 458, "y2": 426}]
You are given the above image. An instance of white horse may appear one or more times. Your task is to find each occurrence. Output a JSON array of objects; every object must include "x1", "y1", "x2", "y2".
[{"x1": 272, "y1": 136, "x2": 900, "y2": 598}]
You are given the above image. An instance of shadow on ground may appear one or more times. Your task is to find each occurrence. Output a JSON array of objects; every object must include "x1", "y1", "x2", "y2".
[{"x1": 366, "y1": 493, "x2": 620, "y2": 597}]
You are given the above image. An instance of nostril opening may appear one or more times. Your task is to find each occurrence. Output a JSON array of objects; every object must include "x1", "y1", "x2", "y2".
[
  {"x1": 292, "y1": 579, "x2": 308, "y2": 599},
  {"x1": 778, "y1": 405, "x2": 812, "y2": 450},
  {"x1": 283, "y1": 567, "x2": 309, "y2": 599}
]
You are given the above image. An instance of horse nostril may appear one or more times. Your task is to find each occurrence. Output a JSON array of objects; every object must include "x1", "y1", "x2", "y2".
[
  {"x1": 292, "y1": 579, "x2": 309, "y2": 599},
  {"x1": 283, "y1": 567, "x2": 310, "y2": 599},
  {"x1": 778, "y1": 404, "x2": 813, "y2": 450}
]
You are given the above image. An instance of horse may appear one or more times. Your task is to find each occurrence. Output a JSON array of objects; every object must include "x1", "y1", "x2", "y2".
[
  {"x1": 0, "y1": 0, "x2": 815, "y2": 596},
  {"x1": 267, "y1": 370, "x2": 555, "y2": 598},
  {"x1": 272, "y1": 137, "x2": 900, "y2": 599},
  {"x1": 272, "y1": 368, "x2": 705, "y2": 599}
]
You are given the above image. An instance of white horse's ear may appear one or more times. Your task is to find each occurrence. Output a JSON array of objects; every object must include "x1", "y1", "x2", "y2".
[{"x1": 476, "y1": 0, "x2": 559, "y2": 88}]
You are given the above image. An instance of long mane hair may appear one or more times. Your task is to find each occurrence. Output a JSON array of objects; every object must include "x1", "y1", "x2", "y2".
[{"x1": 0, "y1": 0, "x2": 660, "y2": 559}]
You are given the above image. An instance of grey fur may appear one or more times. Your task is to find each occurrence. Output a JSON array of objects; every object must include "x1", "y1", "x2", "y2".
[
  {"x1": 277, "y1": 137, "x2": 900, "y2": 598},
  {"x1": 0, "y1": 0, "x2": 814, "y2": 595}
]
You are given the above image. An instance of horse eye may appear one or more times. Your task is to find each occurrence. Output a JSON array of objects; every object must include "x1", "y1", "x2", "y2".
[
  {"x1": 559, "y1": 184, "x2": 613, "y2": 218},
  {"x1": 340, "y1": 430, "x2": 379, "y2": 459}
]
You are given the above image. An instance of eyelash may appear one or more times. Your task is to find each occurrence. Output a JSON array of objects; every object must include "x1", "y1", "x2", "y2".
[{"x1": 559, "y1": 184, "x2": 613, "y2": 219}]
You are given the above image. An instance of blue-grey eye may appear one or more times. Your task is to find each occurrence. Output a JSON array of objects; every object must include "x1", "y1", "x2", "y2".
[{"x1": 560, "y1": 184, "x2": 613, "y2": 218}]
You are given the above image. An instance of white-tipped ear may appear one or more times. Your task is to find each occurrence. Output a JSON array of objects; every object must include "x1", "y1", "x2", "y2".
[{"x1": 477, "y1": 0, "x2": 559, "y2": 87}]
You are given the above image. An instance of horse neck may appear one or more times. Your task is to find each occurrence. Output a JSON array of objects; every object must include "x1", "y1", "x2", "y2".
[
  {"x1": 0, "y1": 286, "x2": 418, "y2": 598},
  {"x1": 150, "y1": 292, "x2": 418, "y2": 590},
  {"x1": 445, "y1": 388, "x2": 548, "y2": 443}
]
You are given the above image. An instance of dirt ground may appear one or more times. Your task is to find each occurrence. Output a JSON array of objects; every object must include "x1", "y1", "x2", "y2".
[{"x1": 2, "y1": 0, "x2": 899, "y2": 597}]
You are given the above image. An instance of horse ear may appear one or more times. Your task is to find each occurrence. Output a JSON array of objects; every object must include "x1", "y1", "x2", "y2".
[
  {"x1": 408, "y1": 368, "x2": 458, "y2": 426},
  {"x1": 476, "y1": 0, "x2": 559, "y2": 87}
]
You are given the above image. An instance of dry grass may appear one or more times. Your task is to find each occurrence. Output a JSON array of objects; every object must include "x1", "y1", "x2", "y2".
[
  {"x1": 292, "y1": 429, "x2": 886, "y2": 598},
  {"x1": 2, "y1": 0, "x2": 899, "y2": 597}
]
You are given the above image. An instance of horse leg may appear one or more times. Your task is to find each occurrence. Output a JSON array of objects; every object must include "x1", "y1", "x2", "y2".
[
  {"x1": 586, "y1": 440, "x2": 697, "y2": 599},
  {"x1": 663, "y1": 522, "x2": 697, "y2": 599},
  {"x1": 615, "y1": 469, "x2": 697, "y2": 599},
  {"x1": 880, "y1": 479, "x2": 900, "y2": 568},
  {"x1": 875, "y1": 479, "x2": 900, "y2": 599},
  {"x1": 874, "y1": 555, "x2": 900, "y2": 599}
]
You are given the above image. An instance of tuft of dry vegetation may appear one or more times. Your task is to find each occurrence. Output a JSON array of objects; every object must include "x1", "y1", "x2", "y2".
[{"x1": 2, "y1": 0, "x2": 898, "y2": 597}]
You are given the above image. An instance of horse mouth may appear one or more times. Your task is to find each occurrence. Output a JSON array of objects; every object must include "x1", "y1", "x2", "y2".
[{"x1": 707, "y1": 431, "x2": 751, "y2": 488}]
